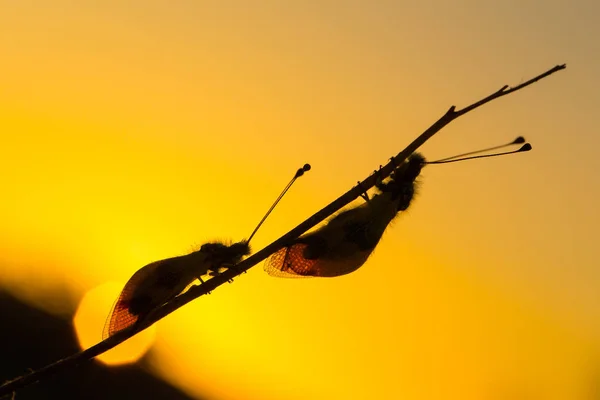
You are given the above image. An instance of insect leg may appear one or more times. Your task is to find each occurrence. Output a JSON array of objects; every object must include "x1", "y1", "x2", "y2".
[
  {"x1": 207, "y1": 267, "x2": 234, "y2": 283},
  {"x1": 193, "y1": 273, "x2": 214, "y2": 292},
  {"x1": 357, "y1": 181, "x2": 370, "y2": 202},
  {"x1": 374, "y1": 164, "x2": 389, "y2": 192}
]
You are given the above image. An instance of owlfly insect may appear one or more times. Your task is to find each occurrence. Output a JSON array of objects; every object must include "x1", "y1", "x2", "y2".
[
  {"x1": 103, "y1": 164, "x2": 311, "y2": 338},
  {"x1": 264, "y1": 137, "x2": 531, "y2": 278}
]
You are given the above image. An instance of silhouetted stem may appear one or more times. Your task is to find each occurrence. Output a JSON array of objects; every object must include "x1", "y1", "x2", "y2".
[{"x1": 0, "y1": 63, "x2": 566, "y2": 398}]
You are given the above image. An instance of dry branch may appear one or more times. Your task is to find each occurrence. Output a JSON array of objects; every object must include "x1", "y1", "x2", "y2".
[{"x1": 0, "y1": 63, "x2": 566, "y2": 398}]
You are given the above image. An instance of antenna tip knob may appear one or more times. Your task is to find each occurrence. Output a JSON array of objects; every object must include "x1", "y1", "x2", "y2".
[
  {"x1": 295, "y1": 163, "x2": 311, "y2": 177},
  {"x1": 520, "y1": 143, "x2": 533, "y2": 152},
  {"x1": 513, "y1": 136, "x2": 526, "y2": 144}
]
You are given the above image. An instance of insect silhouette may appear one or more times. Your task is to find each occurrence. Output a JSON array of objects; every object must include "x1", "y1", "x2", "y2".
[
  {"x1": 103, "y1": 164, "x2": 311, "y2": 339},
  {"x1": 264, "y1": 137, "x2": 531, "y2": 278}
]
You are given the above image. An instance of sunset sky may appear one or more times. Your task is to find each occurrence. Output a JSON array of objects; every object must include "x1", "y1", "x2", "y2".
[{"x1": 1, "y1": 1, "x2": 599, "y2": 399}]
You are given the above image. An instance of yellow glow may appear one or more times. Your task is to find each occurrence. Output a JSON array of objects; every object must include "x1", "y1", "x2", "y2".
[
  {"x1": 73, "y1": 282, "x2": 156, "y2": 365},
  {"x1": 1, "y1": 2, "x2": 599, "y2": 399}
]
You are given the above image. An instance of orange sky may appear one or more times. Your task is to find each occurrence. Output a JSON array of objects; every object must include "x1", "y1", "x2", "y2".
[{"x1": 1, "y1": 2, "x2": 599, "y2": 399}]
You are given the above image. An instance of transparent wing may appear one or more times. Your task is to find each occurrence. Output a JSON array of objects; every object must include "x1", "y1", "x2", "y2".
[
  {"x1": 102, "y1": 297, "x2": 139, "y2": 340},
  {"x1": 102, "y1": 261, "x2": 163, "y2": 340},
  {"x1": 264, "y1": 242, "x2": 373, "y2": 278},
  {"x1": 264, "y1": 244, "x2": 318, "y2": 278}
]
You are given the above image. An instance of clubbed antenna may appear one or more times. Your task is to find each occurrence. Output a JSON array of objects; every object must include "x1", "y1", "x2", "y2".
[
  {"x1": 247, "y1": 164, "x2": 311, "y2": 243},
  {"x1": 426, "y1": 137, "x2": 532, "y2": 165}
]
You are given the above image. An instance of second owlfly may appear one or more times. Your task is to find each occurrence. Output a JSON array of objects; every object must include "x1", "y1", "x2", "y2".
[
  {"x1": 103, "y1": 164, "x2": 311, "y2": 339},
  {"x1": 264, "y1": 137, "x2": 531, "y2": 278}
]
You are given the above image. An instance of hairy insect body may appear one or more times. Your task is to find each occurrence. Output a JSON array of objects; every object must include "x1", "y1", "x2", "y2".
[
  {"x1": 103, "y1": 242, "x2": 250, "y2": 339},
  {"x1": 265, "y1": 154, "x2": 424, "y2": 278},
  {"x1": 102, "y1": 163, "x2": 312, "y2": 339}
]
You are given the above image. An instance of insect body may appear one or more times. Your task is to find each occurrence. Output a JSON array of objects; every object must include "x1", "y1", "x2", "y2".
[
  {"x1": 103, "y1": 241, "x2": 250, "y2": 339},
  {"x1": 265, "y1": 154, "x2": 424, "y2": 278},
  {"x1": 103, "y1": 164, "x2": 311, "y2": 339},
  {"x1": 265, "y1": 137, "x2": 531, "y2": 278}
]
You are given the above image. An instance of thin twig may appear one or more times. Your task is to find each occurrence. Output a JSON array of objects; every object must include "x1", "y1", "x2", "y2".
[{"x1": 0, "y1": 63, "x2": 566, "y2": 398}]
